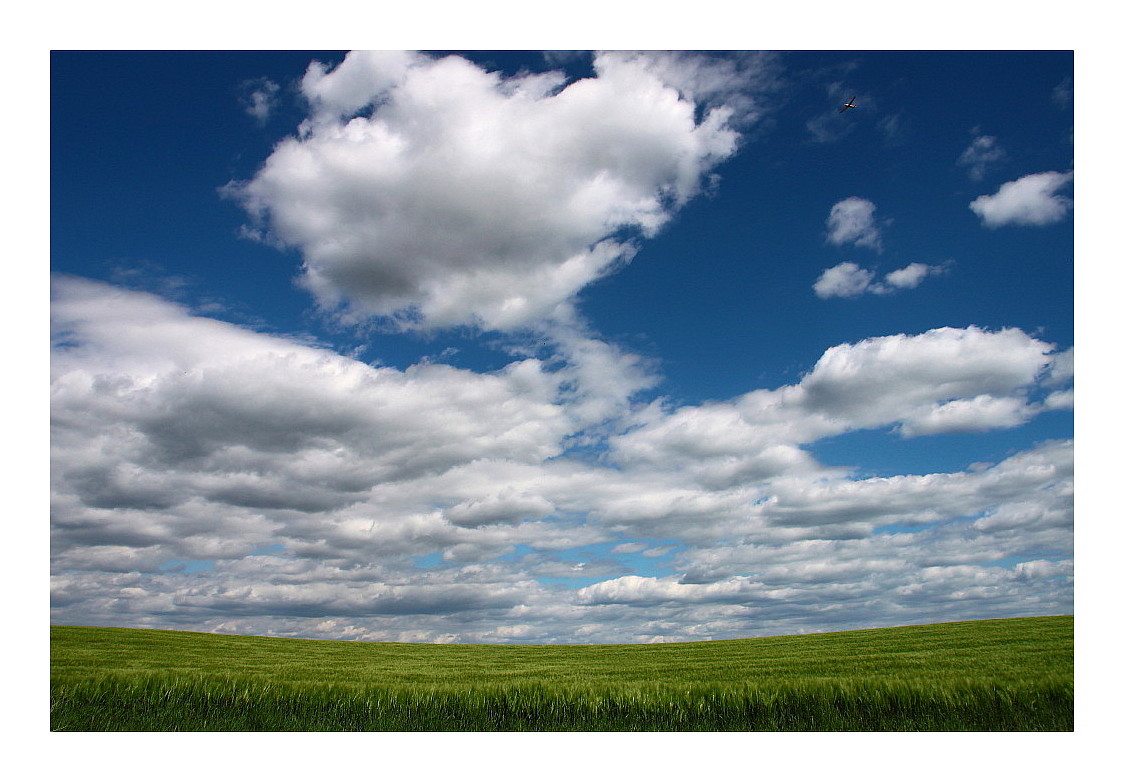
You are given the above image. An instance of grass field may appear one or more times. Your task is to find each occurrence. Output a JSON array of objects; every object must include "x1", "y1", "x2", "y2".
[{"x1": 50, "y1": 615, "x2": 1073, "y2": 731}]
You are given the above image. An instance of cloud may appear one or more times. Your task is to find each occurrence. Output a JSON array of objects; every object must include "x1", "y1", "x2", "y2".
[
  {"x1": 443, "y1": 491, "x2": 556, "y2": 529},
  {"x1": 676, "y1": 439, "x2": 1071, "y2": 573},
  {"x1": 882, "y1": 262, "x2": 937, "y2": 289},
  {"x1": 825, "y1": 197, "x2": 885, "y2": 250},
  {"x1": 539, "y1": 309, "x2": 662, "y2": 429},
  {"x1": 797, "y1": 327, "x2": 1055, "y2": 432},
  {"x1": 225, "y1": 51, "x2": 776, "y2": 331},
  {"x1": 969, "y1": 170, "x2": 1073, "y2": 227},
  {"x1": 1045, "y1": 346, "x2": 1073, "y2": 385},
  {"x1": 576, "y1": 575, "x2": 759, "y2": 606},
  {"x1": 51, "y1": 277, "x2": 576, "y2": 556},
  {"x1": 611, "y1": 326, "x2": 1064, "y2": 488},
  {"x1": 51, "y1": 279, "x2": 1072, "y2": 643},
  {"x1": 957, "y1": 134, "x2": 1006, "y2": 181},
  {"x1": 877, "y1": 113, "x2": 907, "y2": 146},
  {"x1": 580, "y1": 439, "x2": 1071, "y2": 629},
  {"x1": 895, "y1": 394, "x2": 1038, "y2": 437},
  {"x1": 813, "y1": 262, "x2": 874, "y2": 298},
  {"x1": 813, "y1": 261, "x2": 946, "y2": 298},
  {"x1": 1051, "y1": 77, "x2": 1073, "y2": 107},
  {"x1": 239, "y1": 78, "x2": 281, "y2": 124}
]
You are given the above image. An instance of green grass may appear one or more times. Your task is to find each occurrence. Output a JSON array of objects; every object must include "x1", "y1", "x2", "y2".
[{"x1": 50, "y1": 615, "x2": 1073, "y2": 731}]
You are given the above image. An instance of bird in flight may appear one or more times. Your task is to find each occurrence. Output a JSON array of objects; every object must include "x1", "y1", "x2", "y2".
[{"x1": 838, "y1": 96, "x2": 857, "y2": 113}]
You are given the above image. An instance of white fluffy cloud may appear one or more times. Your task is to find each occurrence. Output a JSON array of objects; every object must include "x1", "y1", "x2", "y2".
[
  {"x1": 576, "y1": 575, "x2": 760, "y2": 606},
  {"x1": 883, "y1": 261, "x2": 938, "y2": 290},
  {"x1": 813, "y1": 262, "x2": 875, "y2": 298},
  {"x1": 797, "y1": 326, "x2": 1056, "y2": 433},
  {"x1": 226, "y1": 51, "x2": 774, "y2": 331},
  {"x1": 51, "y1": 279, "x2": 1073, "y2": 643},
  {"x1": 51, "y1": 277, "x2": 577, "y2": 568},
  {"x1": 969, "y1": 170, "x2": 1074, "y2": 227},
  {"x1": 825, "y1": 197, "x2": 885, "y2": 250},
  {"x1": 611, "y1": 326, "x2": 1063, "y2": 490},
  {"x1": 813, "y1": 261, "x2": 944, "y2": 298}
]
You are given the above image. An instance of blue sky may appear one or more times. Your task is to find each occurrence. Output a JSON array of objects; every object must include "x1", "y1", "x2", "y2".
[{"x1": 50, "y1": 49, "x2": 1073, "y2": 643}]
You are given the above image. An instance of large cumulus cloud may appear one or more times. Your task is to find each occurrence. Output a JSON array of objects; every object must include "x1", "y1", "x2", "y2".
[{"x1": 225, "y1": 51, "x2": 775, "y2": 330}]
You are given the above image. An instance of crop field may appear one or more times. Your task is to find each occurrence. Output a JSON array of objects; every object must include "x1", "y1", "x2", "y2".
[{"x1": 50, "y1": 615, "x2": 1072, "y2": 731}]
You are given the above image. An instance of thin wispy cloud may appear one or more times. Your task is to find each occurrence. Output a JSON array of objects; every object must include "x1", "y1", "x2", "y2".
[
  {"x1": 239, "y1": 77, "x2": 281, "y2": 124},
  {"x1": 957, "y1": 133, "x2": 1006, "y2": 180},
  {"x1": 1052, "y1": 77, "x2": 1073, "y2": 107}
]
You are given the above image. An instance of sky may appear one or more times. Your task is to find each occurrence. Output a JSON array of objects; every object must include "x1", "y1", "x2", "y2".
[{"x1": 49, "y1": 49, "x2": 1075, "y2": 645}]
